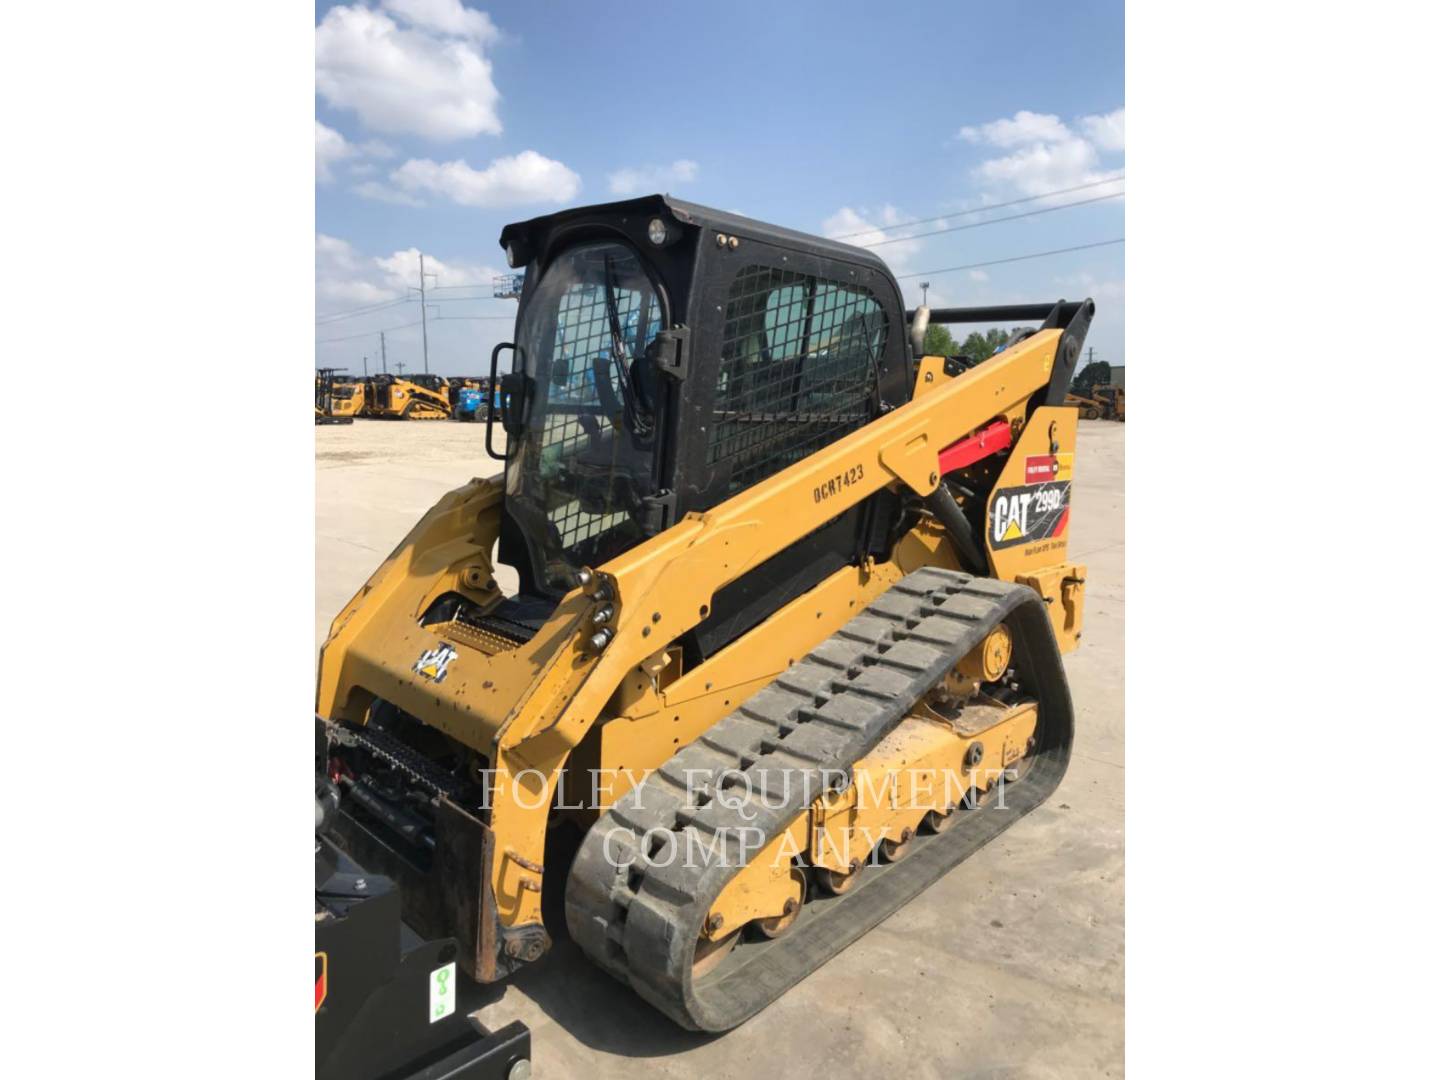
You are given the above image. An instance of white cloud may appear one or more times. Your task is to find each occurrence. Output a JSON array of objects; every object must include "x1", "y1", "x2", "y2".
[
  {"x1": 959, "y1": 110, "x2": 1071, "y2": 148},
  {"x1": 317, "y1": 234, "x2": 513, "y2": 373},
  {"x1": 968, "y1": 269, "x2": 989, "y2": 283},
  {"x1": 316, "y1": 121, "x2": 393, "y2": 183},
  {"x1": 316, "y1": 3, "x2": 502, "y2": 140},
  {"x1": 380, "y1": 0, "x2": 497, "y2": 41},
  {"x1": 606, "y1": 159, "x2": 700, "y2": 196},
  {"x1": 821, "y1": 204, "x2": 927, "y2": 282},
  {"x1": 1080, "y1": 108, "x2": 1125, "y2": 152},
  {"x1": 316, "y1": 233, "x2": 501, "y2": 309},
  {"x1": 959, "y1": 107, "x2": 1125, "y2": 203},
  {"x1": 316, "y1": 233, "x2": 396, "y2": 306},
  {"x1": 352, "y1": 179, "x2": 424, "y2": 206},
  {"x1": 388, "y1": 151, "x2": 581, "y2": 207},
  {"x1": 974, "y1": 137, "x2": 1111, "y2": 197},
  {"x1": 374, "y1": 246, "x2": 495, "y2": 288},
  {"x1": 316, "y1": 122, "x2": 351, "y2": 184}
]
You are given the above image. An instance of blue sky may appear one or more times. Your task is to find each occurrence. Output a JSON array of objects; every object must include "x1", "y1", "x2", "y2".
[{"x1": 316, "y1": 0, "x2": 1124, "y2": 377}]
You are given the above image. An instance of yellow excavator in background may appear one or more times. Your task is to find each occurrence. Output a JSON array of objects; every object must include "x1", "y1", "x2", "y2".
[{"x1": 315, "y1": 196, "x2": 1092, "y2": 1056}]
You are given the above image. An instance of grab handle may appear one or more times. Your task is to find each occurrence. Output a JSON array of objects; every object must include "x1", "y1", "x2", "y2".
[{"x1": 486, "y1": 342, "x2": 514, "y2": 461}]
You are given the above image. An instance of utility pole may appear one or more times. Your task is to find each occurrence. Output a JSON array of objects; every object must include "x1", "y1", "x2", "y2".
[
  {"x1": 395, "y1": 360, "x2": 408, "y2": 377},
  {"x1": 1086, "y1": 346, "x2": 1095, "y2": 367},
  {"x1": 418, "y1": 253, "x2": 436, "y2": 374},
  {"x1": 380, "y1": 330, "x2": 388, "y2": 374},
  {"x1": 920, "y1": 281, "x2": 931, "y2": 306},
  {"x1": 362, "y1": 354, "x2": 368, "y2": 378}
]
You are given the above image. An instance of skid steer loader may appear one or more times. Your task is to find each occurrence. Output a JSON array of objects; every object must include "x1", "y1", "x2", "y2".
[{"x1": 316, "y1": 196, "x2": 1090, "y2": 1036}]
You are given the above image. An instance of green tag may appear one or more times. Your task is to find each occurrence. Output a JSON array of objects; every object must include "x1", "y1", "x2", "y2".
[{"x1": 429, "y1": 962, "x2": 456, "y2": 1023}]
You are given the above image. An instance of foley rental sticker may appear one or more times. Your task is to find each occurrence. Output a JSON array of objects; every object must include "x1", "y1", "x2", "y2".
[
  {"x1": 989, "y1": 451, "x2": 1073, "y2": 551},
  {"x1": 1024, "y1": 452, "x2": 1073, "y2": 484}
]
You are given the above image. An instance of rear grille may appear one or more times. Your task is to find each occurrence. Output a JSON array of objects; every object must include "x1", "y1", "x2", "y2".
[{"x1": 437, "y1": 619, "x2": 525, "y2": 655}]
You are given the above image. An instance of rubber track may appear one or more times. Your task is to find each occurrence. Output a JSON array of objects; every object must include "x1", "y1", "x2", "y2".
[{"x1": 564, "y1": 567, "x2": 1074, "y2": 1031}]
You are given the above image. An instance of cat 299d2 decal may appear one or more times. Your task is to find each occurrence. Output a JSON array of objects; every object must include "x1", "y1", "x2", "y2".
[{"x1": 989, "y1": 453, "x2": 1072, "y2": 550}]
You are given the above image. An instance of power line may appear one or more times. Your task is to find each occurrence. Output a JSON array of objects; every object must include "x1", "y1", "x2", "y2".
[
  {"x1": 434, "y1": 315, "x2": 514, "y2": 322},
  {"x1": 895, "y1": 238, "x2": 1125, "y2": 281},
  {"x1": 859, "y1": 191, "x2": 1123, "y2": 248},
  {"x1": 316, "y1": 319, "x2": 423, "y2": 345},
  {"x1": 832, "y1": 175, "x2": 1125, "y2": 240},
  {"x1": 317, "y1": 290, "x2": 504, "y2": 325},
  {"x1": 316, "y1": 294, "x2": 410, "y2": 323}
]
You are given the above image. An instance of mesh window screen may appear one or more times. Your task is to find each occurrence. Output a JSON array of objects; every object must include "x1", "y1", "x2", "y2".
[
  {"x1": 708, "y1": 265, "x2": 886, "y2": 495},
  {"x1": 538, "y1": 279, "x2": 661, "y2": 551}
]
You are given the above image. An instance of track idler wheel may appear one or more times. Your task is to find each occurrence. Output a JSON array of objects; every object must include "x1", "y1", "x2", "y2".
[
  {"x1": 752, "y1": 869, "x2": 807, "y2": 940},
  {"x1": 815, "y1": 857, "x2": 865, "y2": 895},
  {"x1": 692, "y1": 926, "x2": 739, "y2": 980},
  {"x1": 927, "y1": 783, "x2": 983, "y2": 833},
  {"x1": 879, "y1": 827, "x2": 915, "y2": 863}
]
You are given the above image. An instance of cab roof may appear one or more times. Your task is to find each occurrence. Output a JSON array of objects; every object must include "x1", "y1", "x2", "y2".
[{"x1": 498, "y1": 194, "x2": 894, "y2": 277}]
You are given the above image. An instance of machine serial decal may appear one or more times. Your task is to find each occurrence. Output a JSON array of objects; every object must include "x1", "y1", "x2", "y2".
[
  {"x1": 813, "y1": 464, "x2": 864, "y2": 504},
  {"x1": 413, "y1": 643, "x2": 458, "y2": 683},
  {"x1": 989, "y1": 481, "x2": 1070, "y2": 550},
  {"x1": 315, "y1": 951, "x2": 328, "y2": 1013}
]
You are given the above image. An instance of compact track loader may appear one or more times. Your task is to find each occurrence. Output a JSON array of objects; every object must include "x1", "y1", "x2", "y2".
[
  {"x1": 316, "y1": 196, "x2": 1091, "y2": 1037},
  {"x1": 365, "y1": 373, "x2": 453, "y2": 420}
]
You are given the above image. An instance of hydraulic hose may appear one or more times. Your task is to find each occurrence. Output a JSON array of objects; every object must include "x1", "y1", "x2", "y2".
[{"x1": 924, "y1": 483, "x2": 989, "y2": 576}]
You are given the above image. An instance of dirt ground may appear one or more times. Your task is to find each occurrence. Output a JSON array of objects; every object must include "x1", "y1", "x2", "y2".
[{"x1": 315, "y1": 418, "x2": 1125, "y2": 1079}]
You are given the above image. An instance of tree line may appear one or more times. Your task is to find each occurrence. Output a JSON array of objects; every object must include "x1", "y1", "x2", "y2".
[{"x1": 921, "y1": 323, "x2": 1110, "y2": 393}]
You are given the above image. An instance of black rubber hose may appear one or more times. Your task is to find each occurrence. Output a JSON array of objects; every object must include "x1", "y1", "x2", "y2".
[
  {"x1": 315, "y1": 777, "x2": 341, "y2": 833},
  {"x1": 341, "y1": 775, "x2": 437, "y2": 852},
  {"x1": 925, "y1": 484, "x2": 988, "y2": 575}
]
